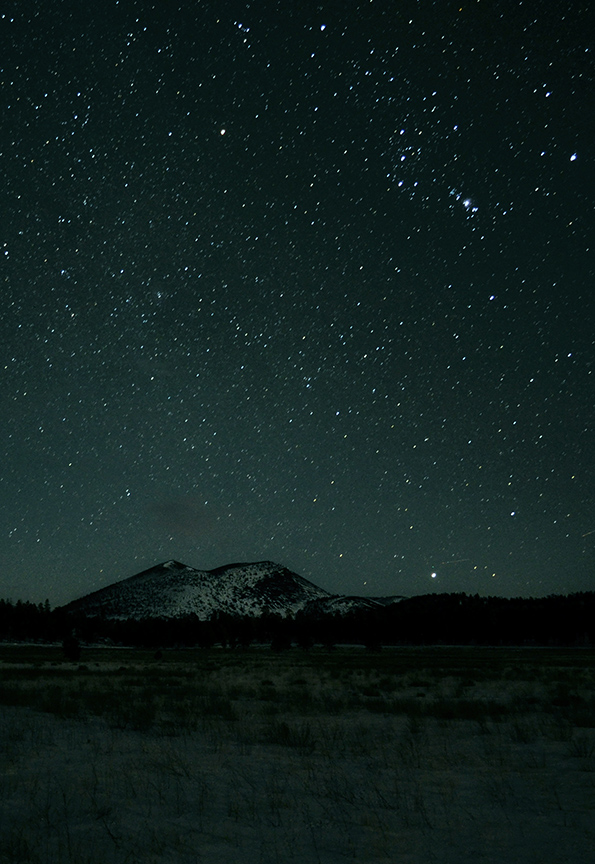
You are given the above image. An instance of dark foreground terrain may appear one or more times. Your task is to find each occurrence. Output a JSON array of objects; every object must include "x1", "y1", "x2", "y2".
[{"x1": 1, "y1": 645, "x2": 594, "y2": 863}]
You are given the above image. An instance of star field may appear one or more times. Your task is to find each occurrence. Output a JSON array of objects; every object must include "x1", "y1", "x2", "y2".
[{"x1": 1, "y1": 1, "x2": 593, "y2": 605}]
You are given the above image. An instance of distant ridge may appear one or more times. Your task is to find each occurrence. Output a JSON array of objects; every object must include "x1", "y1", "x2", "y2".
[{"x1": 60, "y1": 560, "x2": 405, "y2": 621}]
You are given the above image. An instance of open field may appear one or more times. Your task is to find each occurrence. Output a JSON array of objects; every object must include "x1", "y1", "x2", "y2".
[{"x1": 1, "y1": 645, "x2": 594, "y2": 863}]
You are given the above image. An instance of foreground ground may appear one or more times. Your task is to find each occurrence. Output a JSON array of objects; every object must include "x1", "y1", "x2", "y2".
[{"x1": 0, "y1": 645, "x2": 594, "y2": 863}]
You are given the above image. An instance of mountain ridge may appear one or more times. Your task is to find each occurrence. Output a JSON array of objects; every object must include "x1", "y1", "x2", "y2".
[{"x1": 60, "y1": 559, "x2": 405, "y2": 621}]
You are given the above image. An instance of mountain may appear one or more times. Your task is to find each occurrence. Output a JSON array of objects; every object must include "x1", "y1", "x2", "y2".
[
  {"x1": 61, "y1": 560, "x2": 336, "y2": 621},
  {"x1": 61, "y1": 560, "x2": 406, "y2": 621}
]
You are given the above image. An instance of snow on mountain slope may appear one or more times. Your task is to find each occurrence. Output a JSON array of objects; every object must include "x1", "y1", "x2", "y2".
[
  {"x1": 61, "y1": 560, "x2": 335, "y2": 620},
  {"x1": 304, "y1": 595, "x2": 404, "y2": 617}
]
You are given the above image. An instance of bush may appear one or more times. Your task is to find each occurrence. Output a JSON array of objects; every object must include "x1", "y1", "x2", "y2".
[{"x1": 62, "y1": 633, "x2": 81, "y2": 662}]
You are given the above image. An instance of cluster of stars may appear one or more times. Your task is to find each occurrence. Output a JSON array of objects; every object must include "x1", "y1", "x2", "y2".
[{"x1": 0, "y1": 3, "x2": 592, "y2": 605}]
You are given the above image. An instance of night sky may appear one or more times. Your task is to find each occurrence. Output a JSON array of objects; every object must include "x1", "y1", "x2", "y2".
[{"x1": 1, "y1": 1, "x2": 593, "y2": 606}]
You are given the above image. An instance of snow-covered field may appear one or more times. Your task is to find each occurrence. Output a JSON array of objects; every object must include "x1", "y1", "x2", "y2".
[{"x1": 1, "y1": 646, "x2": 594, "y2": 863}]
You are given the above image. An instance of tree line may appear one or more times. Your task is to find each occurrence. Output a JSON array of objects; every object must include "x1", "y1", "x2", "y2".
[{"x1": 1, "y1": 591, "x2": 594, "y2": 649}]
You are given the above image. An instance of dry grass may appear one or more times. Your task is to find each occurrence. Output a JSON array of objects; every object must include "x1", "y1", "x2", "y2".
[{"x1": 1, "y1": 645, "x2": 594, "y2": 863}]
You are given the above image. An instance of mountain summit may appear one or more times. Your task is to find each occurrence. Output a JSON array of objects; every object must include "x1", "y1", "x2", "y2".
[{"x1": 61, "y1": 560, "x2": 336, "y2": 620}]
